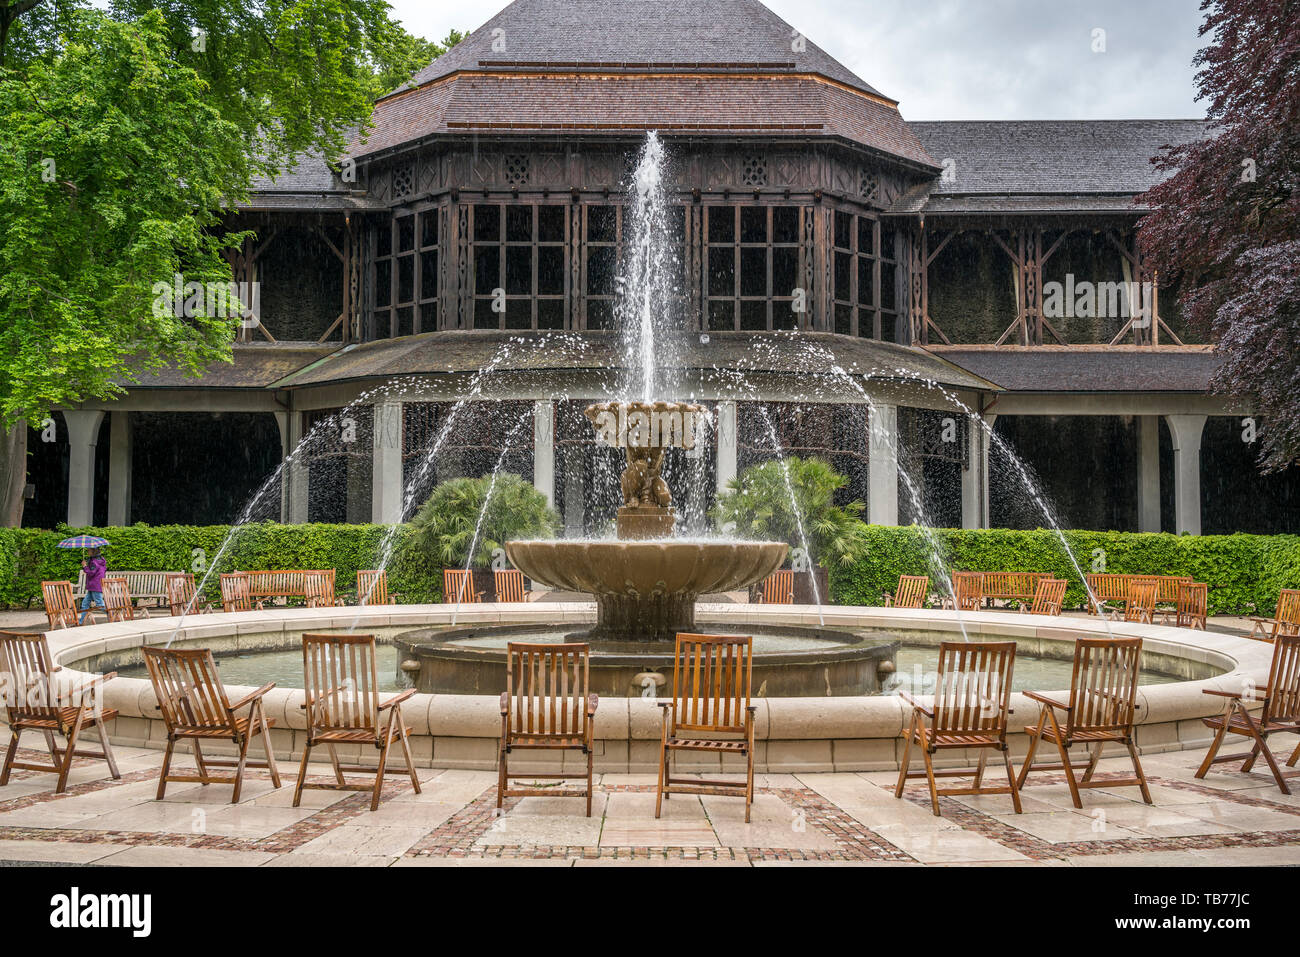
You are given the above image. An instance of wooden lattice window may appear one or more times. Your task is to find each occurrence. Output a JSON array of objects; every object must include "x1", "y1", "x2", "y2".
[
  {"x1": 705, "y1": 205, "x2": 804, "y2": 331},
  {"x1": 831, "y1": 209, "x2": 898, "y2": 341},
  {"x1": 470, "y1": 204, "x2": 567, "y2": 330},
  {"x1": 371, "y1": 206, "x2": 439, "y2": 339}
]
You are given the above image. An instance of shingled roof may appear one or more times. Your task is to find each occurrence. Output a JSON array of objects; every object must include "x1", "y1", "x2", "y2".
[
  {"x1": 928, "y1": 345, "x2": 1221, "y2": 393},
  {"x1": 907, "y1": 119, "x2": 1209, "y2": 213}
]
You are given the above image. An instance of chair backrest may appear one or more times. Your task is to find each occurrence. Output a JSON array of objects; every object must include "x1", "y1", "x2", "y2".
[
  {"x1": 669, "y1": 633, "x2": 752, "y2": 735},
  {"x1": 953, "y1": 572, "x2": 984, "y2": 612},
  {"x1": 1065, "y1": 637, "x2": 1143, "y2": 736},
  {"x1": 1262, "y1": 634, "x2": 1300, "y2": 724},
  {"x1": 0, "y1": 631, "x2": 61, "y2": 720},
  {"x1": 166, "y1": 573, "x2": 197, "y2": 617},
  {"x1": 504, "y1": 642, "x2": 591, "y2": 738},
  {"x1": 1124, "y1": 580, "x2": 1158, "y2": 621},
  {"x1": 931, "y1": 641, "x2": 1016, "y2": 738},
  {"x1": 894, "y1": 575, "x2": 929, "y2": 609},
  {"x1": 303, "y1": 570, "x2": 335, "y2": 607},
  {"x1": 443, "y1": 569, "x2": 479, "y2": 603},
  {"x1": 102, "y1": 577, "x2": 136, "y2": 622},
  {"x1": 301, "y1": 633, "x2": 379, "y2": 735},
  {"x1": 1275, "y1": 589, "x2": 1300, "y2": 636},
  {"x1": 982, "y1": 572, "x2": 1044, "y2": 600},
  {"x1": 1084, "y1": 573, "x2": 1126, "y2": 603},
  {"x1": 760, "y1": 570, "x2": 795, "y2": 604},
  {"x1": 1175, "y1": 582, "x2": 1208, "y2": 627},
  {"x1": 141, "y1": 646, "x2": 234, "y2": 733},
  {"x1": 494, "y1": 569, "x2": 527, "y2": 603},
  {"x1": 356, "y1": 570, "x2": 389, "y2": 606},
  {"x1": 1155, "y1": 575, "x2": 1193, "y2": 602},
  {"x1": 1030, "y1": 578, "x2": 1068, "y2": 616},
  {"x1": 41, "y1": 580, "x2": 77, "y2": 628},
  {"x1": 220, "y1": 572, "x2": 255, "y2": 612}
]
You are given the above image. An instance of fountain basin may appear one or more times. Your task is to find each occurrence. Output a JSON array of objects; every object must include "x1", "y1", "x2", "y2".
[
  {"x1": 391, "y1": 623, "x2": 900, "y2": 698},
  {"x1": 504, "y1": 538, "x2": 787, "y2": 642}
]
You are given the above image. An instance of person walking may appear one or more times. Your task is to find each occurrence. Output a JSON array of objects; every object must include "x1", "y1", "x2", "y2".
[{"x1": 78, "y1": 547, "x2": 107, "y2": 624}]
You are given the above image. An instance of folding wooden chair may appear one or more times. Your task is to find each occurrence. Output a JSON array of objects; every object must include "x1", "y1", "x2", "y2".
[
  {"x1": 494, "y1": 568, "x2": 528, "y2": 603},
  {"x1": 442, "y1": 569, "x2": 483, "y2": 604},
  {"x1": 945, "y1": 571, "x2": 983, "y2": 612},
  {"x1": 884, "y1": 575, "x2": 929, "y2": 609},
  {"x1": 295, "y1": 633, "x2": 420, "y2": 811},
  {"x1": 1017, "y1": 636, "x2": 1152, "y2": 807},
  {"x1": 895, "y1": 640, "x2": 1021, "y2": 816},
  {"x1": 1020, "y1": 577, "x2": 1067, "y2": 616},
  {"x1": 755, "y1": 570, "x2": 795, "y2": 604},
  {"x1": 0, "y1": 631, "x2": 120, "y2": 793},
  {"x1": 1195, "y1": 633, "x2": 1300, "y2": 794},
  {"x1": 356, "y1": 570, "x2": 396, "y2": 606},
  {"x1": 498, "y1": 642, "x2": 598, "y2": 815},
  {"x1": 1248, "y1": 589, "x2": 1300, "y2": 642},
  {"x1": 103, "y1": 576, "x2": 153, "y2": 622},
  {"x1": 220, "y1": 572, "x2": 264, "y2": 613},
  {"x1": 142, "y1": 646, "x2": 280, "y2": 802},
  {"x1": 1111, "y1": 579, "x2": 1158, "y2": 624},
  {"x1": 1161, "y1": 581, "x2": 1208, "y2": 630},
  {"x1": 303, "y1": 570, "x2": 336, "y2": 608},
  {"x1": 42, "y1": 580, "x2": 85, "y2": 629},
  {"x1": 656, "y1": 633, "x2": 756, "y2": 822},
  {"x1": 165, "y1": 573, "x2": 213, "y2": 617}
]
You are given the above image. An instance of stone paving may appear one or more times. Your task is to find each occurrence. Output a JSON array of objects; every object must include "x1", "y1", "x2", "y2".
[{"x1": 0, "y1": 742, "x2": 1297, "y2": 866}]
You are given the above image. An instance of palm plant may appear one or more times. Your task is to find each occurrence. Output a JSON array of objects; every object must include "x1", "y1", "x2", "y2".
[
  {"x1": 408, "y1": 474, "x2": 558, "y2": 569},
  {"x1": 711, "y1": 456, "x2": 869, "y2": 568}
]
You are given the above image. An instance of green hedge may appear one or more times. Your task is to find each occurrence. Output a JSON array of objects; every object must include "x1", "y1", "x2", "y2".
[
  {"x1": 829, "y1": 526, "x2": 1300, "y2": 616},
  {"x1": 5, "y1": 522, "x2": 1299, "y2": 616},
  {"x1": 0, "y1": 523, "x2": 443, "y2": 607}
]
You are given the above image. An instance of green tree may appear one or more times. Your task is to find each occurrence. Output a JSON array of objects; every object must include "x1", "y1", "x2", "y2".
[
  {"x1": 407, "y1": 474, "x2": 558, "y2": 570},
  {"x1": 711, "y1": 456, "x2": 869, "y2": 568},
  {"x1": 0, "y1": 1, "x2": 460, "y2": 525}
]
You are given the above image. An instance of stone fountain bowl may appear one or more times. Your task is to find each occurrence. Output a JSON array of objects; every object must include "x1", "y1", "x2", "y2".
[{"x1": 505, "y1": 538, "x2": 787, "y2": 598}]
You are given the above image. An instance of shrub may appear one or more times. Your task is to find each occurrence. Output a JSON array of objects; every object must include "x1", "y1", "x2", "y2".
[{"x1": 406, "y1": 473, "x2": 558, "y2": 569}]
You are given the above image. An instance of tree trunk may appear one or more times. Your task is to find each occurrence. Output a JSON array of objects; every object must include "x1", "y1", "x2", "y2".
[{"x1": 0, "y1": 424, "x2": 27, "y2": 528}]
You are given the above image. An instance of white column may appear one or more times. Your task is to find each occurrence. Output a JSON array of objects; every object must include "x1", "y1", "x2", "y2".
[
  {"x1": 1165, "y1": 414, "x2": 1206, "y2": 536},
  {"x1": 715, "y1": 400, "x2": 737, "y2": 492},
  {"x1": 1137, "y1": 415, "x2": 1161, "y2": 533},
  {"x1": 64, "y1": 410, "x2": 105, "y2": 527},
  {"x1": 107, "y1": 411, "x2": 131, "y2": 527},
  {"x1": 372, "y1": 399, "x2": 404, "y2": 525},
  {"x1": 275, "y1": 410, "x2": 309, "y2": 524},
  {"x1": 868, "y1": 403, "x2": 899, "y2": 526},
  {"x1": 532, "y1": 400, "x2": 554, "y2": 508},
  {"x1": 960, "y1": 413, "x2": 989, "y2": 530}
]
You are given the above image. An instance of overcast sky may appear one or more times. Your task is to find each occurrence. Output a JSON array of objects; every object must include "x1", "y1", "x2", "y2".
[{"x1": 393, "y1": 0, "x2": 1207, "y2": 120}]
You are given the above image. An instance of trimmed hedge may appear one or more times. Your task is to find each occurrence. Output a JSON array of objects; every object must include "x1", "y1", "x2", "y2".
[
  {"x1": 829, "y1": 526, "x2": 1300, "y2": 616},
  {"x1": 4, "y1": 522, "x2": 1299, "y2": 616}
]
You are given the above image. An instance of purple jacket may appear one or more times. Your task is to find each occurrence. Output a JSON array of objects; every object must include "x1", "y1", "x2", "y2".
[{"x1": 83, "y1": 557, "x2": 107, "y2": 592}]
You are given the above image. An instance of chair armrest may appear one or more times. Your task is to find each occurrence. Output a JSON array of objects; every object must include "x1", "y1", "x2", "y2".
[
  {"x1": 378, "y1": 688, "x2": 417, "y2": 711},
  {"x1": 898, "y1": 691, "x2": 933, "y2": 717},
  {"x1": 587, "y1": 693, "x2": 599, "y2": 716},
  {"x1": 1023, "y1": 690, "x2": 1070, "y2": 711},
  {"x1": 228, "y1": 682, "x2": 276, "y2": 711},
  {"x1": 500, "y1": 692, "x2": 510, "y2": 714},
  {"x1": 657, "y1": 701, "x2": 674, "y2": 710}
]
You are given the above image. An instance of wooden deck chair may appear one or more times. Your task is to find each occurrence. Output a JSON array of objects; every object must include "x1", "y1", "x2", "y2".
[
  {"x1": 142, "y1": 646, "x2": 281, "y2": 802},
  {"x1": 498, "y1": 642, "x2": 598, "y2": 815},
  {"x1": 1021, "y1": 577, "x2": 1067, "y2": 616},
  {"x1": 884, "y1": 575, "x2": 929, "y2": 609},
  {"x1": 42, "y1": 580, "x2": 84, "y2": 629},
  {"x1": 656, "y1": 634, "x2": 756, "y2": 822},
  {"x1": 1111, "y1": 578, "x2": 1158, "y2": 624},
  {"x1": 895, "y1": 640, "x2": 1021, "y2": 816},
  {"x1": 1017, "y1": 636, "x2": 1152, "y2": 807},
  {"x1": 1162, "y1": 582, "x2": 1208, "y2": 630},
  {"x1": 219, "y1": 572, "x2": 264, "y2": 613},
  {"x1": 165, "y1": 573, "x2": 213, "y2": 617},
  {"x1": 0, "y1": 631, "x2": 120, "y2": 794},
  {"x1": 356, "y1": 570, "x2": 396, "y2": 606},
  {"x1": 756, "y1": 569, "x2": 795, "y2": 604},
  {"x1": 303, "y1": 570, "x2": 336, "y2": 608},
  {"x1": 494, "y1": 568, "x2": 528, "y2": 603},
  {"x1": 294, "y1": 633, "x2": 420, "y2": 811},
  {"x1": 103, "y1": 576, "x2": 153, "y2": 622},
  {"x1": 1195, "y1": 633, "x2": 1300, "y2": 794},
  {"x1": 442, "y1": 568, "x2": 483, "y2": 604},
  {"x1": 946, "y1": 571, "x2": 984, "y2": 612},
  {"x1": 1248, "y1": 589, "x2": 1300, "y2": 642}
]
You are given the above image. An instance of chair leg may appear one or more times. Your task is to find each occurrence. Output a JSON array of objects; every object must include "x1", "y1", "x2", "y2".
[
  {"x1": 192, "y1": 740, "x2": 210, "y2": 784},
  {"x1": 1016, "y1": 712, "x2": 1047, "y2": 789},
  {"x1": 1081, "y1": 741, "x2": 1103, "y2": 784},
  {"x1": 894, "y1": 713, "x2": 916, "y2": 798},
  {"x1": 654, "y1": 742, "x2": 667, "y2": 819},
  {"x1": 0, "y1": 728, "x2": 20, "y2": 786},
  {"x1": 1241, "y1": 741, "x2": 1262, "y2": 773},
  {"x1": 1125, "y1": 738, "x2": 1153, "y2": 804},
  {"x1": 920, "y1": 745, "x2": 940, "y2": 816},
  {"x1": 326, "y1": 744, "x2": 345, "y2": 785},
  {"x1": 744, "y1": 743, "x2": 754, "y2": 825},
  {"x1": 1236, "y1": 710, "x2": 1290, "y2": 795},
  {"x1": 973, "y1": 747, "x2": 988, "y2": 790},
  {"x1": 1002, "y1": 747, "x2": 1023, "y2": 814},
  {"x1": 371, "y1": 720, "x2": 395, "y2": 812},
  {"x1": 56, "y1": 712, "x2": 86, "y2": 794},
  {"x1": 230, "y1": 732, "x2": 251, "y2": 804},
  {"x1": 292, "y1": 743, "x2": 312, "y2": 808},
  {"x1": 1055, "y1": 735, "x2": 1083, "y2": 809},
  {"x1": 497, "y1": 745, "x2": 508, "y2": 810},
  {"x1": 94, "y1": 720, "x2": 120, "y2": 780},
  {"x1": 585, "y1": 746, "x2": 594, "y2": 818},
  {"x1": 396, "y1": 724, "x2": 420, "y2": 796},
  {"x1": 157, "y1": 737, "x2": 176, "y2": 800},
  {"x1": 1288, "y1": 737, "x2": 1300, "y2": 769},
  {"x1": 1195, "y1": 719, "x2": 1231, "y2": 780},
  {"x1": 257, "y1": 705, "x2": 281, "y2": 788}
]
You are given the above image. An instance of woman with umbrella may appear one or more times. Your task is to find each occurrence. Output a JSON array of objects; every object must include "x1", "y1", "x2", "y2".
[{"x1": 58, "y1": 535, "x2": 110, "y2": 624}]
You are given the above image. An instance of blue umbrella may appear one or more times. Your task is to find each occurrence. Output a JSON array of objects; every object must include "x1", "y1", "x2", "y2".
[{"x1": 57, "y1": 535, "x2": 110, "y2": 549}]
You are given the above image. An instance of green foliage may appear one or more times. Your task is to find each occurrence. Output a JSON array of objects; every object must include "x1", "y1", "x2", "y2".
[
  {"x1": 711, "y1": 456, "x2": 869, "y2": 568},
  {"x1": 407, "y1": 474, "x2": 558, "y2": 570}
]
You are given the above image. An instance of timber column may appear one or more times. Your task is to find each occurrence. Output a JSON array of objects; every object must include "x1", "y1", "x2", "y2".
[
  {"x1": 372, "y1": 399, "x2": 405, "y2": 524},
  {"x1": 868, "y1": 403, "x2": 899, "y2": 526},
  {"x1": 64, "y1": 410, "x2": 105, "y2": 527},
  {"x1": 1166, "y1": 414, "x2": 1206, "y2": 536}
]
